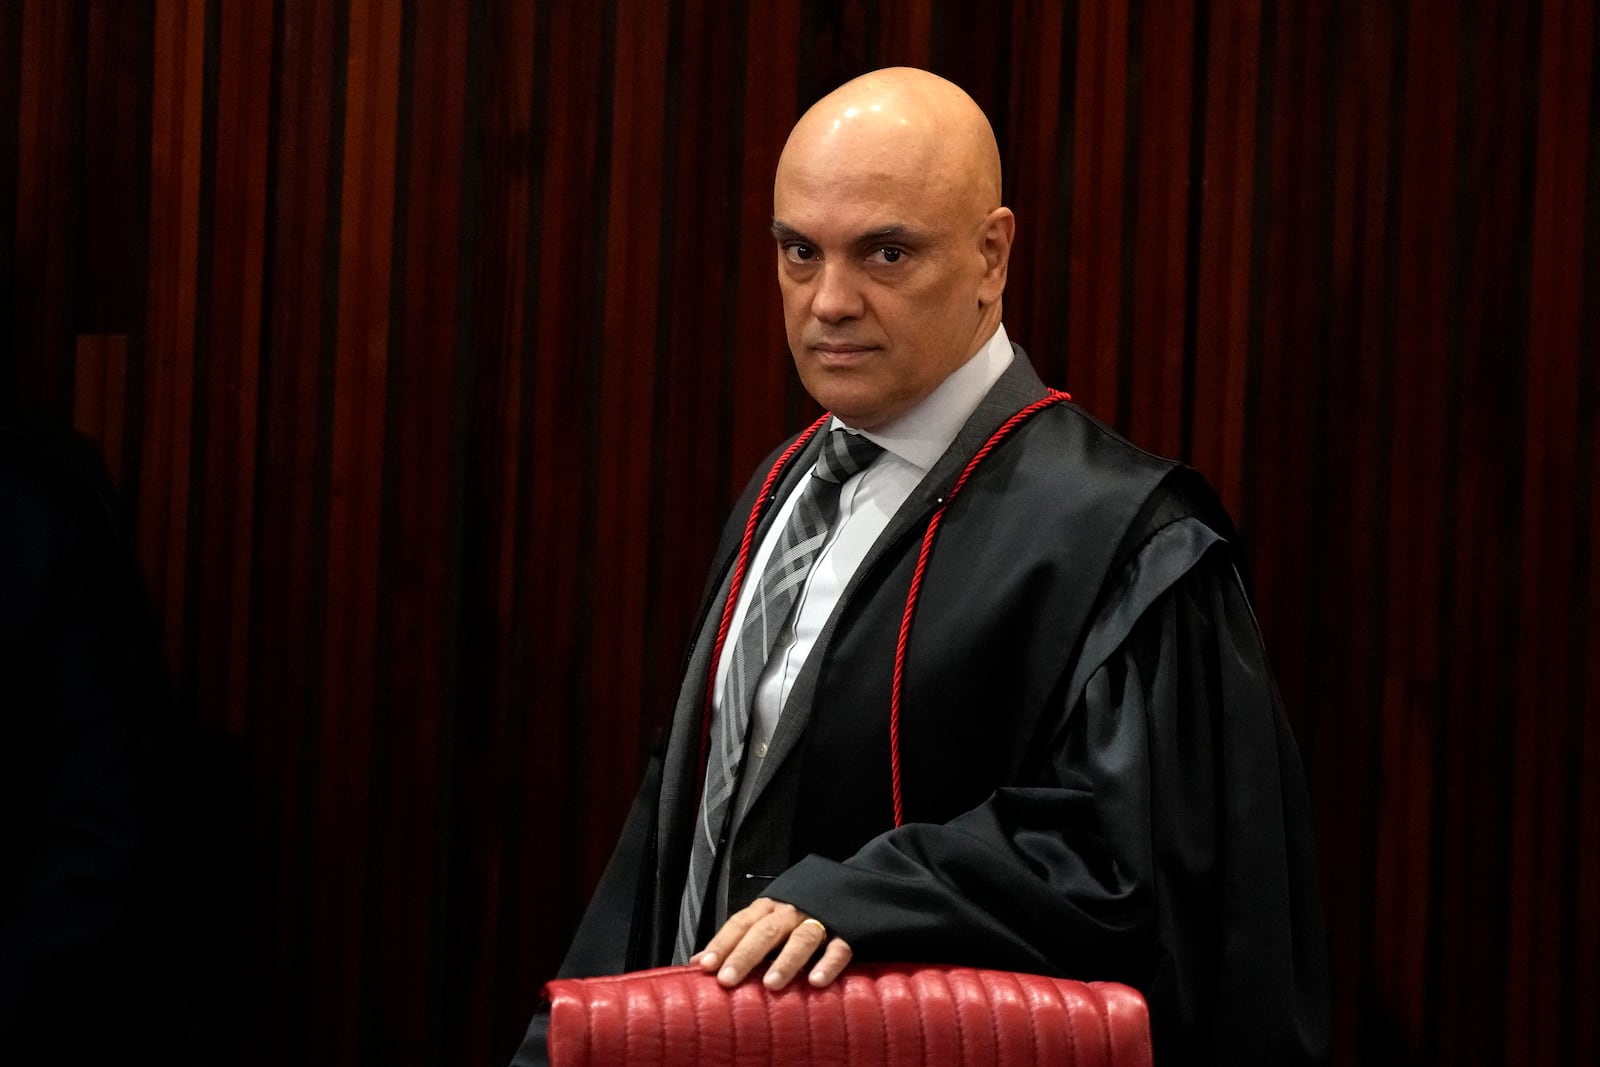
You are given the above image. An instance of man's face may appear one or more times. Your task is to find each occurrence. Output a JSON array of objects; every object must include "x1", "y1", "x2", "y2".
[{"x1": 772, "y1": 151, "x2": 996, "y2": 430}]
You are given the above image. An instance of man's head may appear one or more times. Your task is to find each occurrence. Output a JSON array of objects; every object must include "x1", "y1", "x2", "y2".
[{"x1": 772, "y1": 67, "x2": 1014, "y2": 430}]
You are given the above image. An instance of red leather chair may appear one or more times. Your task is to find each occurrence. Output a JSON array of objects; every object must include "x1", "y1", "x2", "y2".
[{"x1": 544, "y1": 963, "x2": 1152, "y2": 1066}]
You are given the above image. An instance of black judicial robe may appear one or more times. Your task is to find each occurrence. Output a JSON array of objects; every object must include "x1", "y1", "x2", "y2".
[{"x1": 515, "y1": 351, "x2": 1330, "y2": 1066}]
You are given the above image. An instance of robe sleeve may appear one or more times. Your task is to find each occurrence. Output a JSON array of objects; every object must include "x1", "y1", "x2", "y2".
[
  {"x1": 506, "y1": 752, "x2": 665, "y2": 1067},
  {"x1": 763, "y1": 522, "x2": 1331, "y2": 1066}
]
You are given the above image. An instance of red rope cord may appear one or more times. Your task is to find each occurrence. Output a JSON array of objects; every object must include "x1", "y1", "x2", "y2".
[
  {"x1": 696, "y1": 414, "x2": 832, "y2": 784},
  {"x1": 888, "y1": 389, "x2": 1071, "y2": 826}
]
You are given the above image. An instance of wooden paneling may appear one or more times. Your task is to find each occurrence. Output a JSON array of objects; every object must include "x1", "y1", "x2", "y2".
[{"x1": 3, "y1": 1, "x2": 1595, "y2": 1063}]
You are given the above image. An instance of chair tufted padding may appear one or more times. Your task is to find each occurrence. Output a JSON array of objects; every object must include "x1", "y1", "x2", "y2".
[{"x1": 543, "y1": 963, "x2": 1152, "y2": 1066}]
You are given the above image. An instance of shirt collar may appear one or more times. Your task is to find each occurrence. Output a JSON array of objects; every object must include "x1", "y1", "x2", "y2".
[{"x1": 832, "y1": 324, "x2": 1014, "y2": 473}]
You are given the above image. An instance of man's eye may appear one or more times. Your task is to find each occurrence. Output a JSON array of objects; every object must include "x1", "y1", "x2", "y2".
[
  {"x1": 783, "y1": 243, "x2": 817, "y2": 263},
  {"x1": 870, "y1": 247, "x2": 905, "y2": 264}
]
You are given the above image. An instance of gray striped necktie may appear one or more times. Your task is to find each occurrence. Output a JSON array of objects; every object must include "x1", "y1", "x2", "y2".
[{"x1": 673, "y1": 427, "x2": 885, "y2": 962}]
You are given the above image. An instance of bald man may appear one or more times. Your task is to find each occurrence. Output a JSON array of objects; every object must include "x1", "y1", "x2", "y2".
[{"x1": 512, "y1": 68, "x2": 1328, "y2": 1066}]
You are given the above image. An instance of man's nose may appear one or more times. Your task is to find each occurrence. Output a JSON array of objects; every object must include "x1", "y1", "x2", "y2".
[{"x1": 810, "y1": 262, "x2": 864, "y2": 323}]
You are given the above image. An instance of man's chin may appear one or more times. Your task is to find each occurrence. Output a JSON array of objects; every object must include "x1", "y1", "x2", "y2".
[
  {"x1": 816, "y1": 394, "x2": 897, "y2": 431},
  {"x1": 795, "y1": 363, "x2": 899, "y2": 426}
]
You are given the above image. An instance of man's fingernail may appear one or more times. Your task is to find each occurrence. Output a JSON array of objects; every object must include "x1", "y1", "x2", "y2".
[
  {"x1": 763, "y1": 970, "x2": 782, "y2": 989},
  {"x1": 698, "y1": 952, "x2": 717, "y2": 967},
  {"x1": 810, "y1": 968, "x2": 825, "y2": 984},
  {"x1": 718, "y1": 966, "x2": 737, "y2": 983}
]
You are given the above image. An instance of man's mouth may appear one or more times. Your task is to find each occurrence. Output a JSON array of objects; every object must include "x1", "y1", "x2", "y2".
[{"x1": 812, "y1": 342, "x2": 878, "y2": 363}]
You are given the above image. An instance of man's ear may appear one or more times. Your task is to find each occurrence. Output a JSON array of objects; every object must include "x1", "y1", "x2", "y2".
[{"x1": 977, "y1": 207, "x2": 1015, "y2": 306}]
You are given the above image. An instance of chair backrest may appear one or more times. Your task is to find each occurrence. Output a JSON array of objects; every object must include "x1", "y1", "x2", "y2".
[{"x1": 544, "y1": 963, "x2": 1152, "y2": 1066}]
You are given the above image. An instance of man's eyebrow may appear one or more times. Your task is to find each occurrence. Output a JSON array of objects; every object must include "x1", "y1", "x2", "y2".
[
  {"x1": 768, "y1": 220, "x2": 929, "y2": 246},
  {"x1": 856, "y1": 224, "x2": 925, "y2": 245},
  {"x1": 770, "y1": 219, "x2": 807, "y2": 243}
]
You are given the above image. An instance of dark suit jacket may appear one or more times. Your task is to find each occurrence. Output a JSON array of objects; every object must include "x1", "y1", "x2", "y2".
[
  {"x1": 0, "y1": 414, "x2": 210, "y2": 1066},
  {"x1": 517, "y1": 350, "x2": 1329, "y2": 1065}
]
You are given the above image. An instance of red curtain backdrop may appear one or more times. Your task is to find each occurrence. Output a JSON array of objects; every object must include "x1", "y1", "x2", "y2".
[{"x1": 2, "y1": 1, "x2": 1595, "y2": 1064}]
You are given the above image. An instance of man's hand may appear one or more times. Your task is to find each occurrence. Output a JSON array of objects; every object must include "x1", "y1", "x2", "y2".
[{"x1": 694, "y1": 897, "x2": 853, "y2": 991}]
